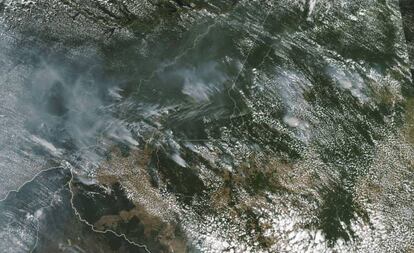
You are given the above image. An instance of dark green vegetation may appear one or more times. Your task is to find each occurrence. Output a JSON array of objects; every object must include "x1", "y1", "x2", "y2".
[{"x1": 0, "y1": 0, "x2": 413, "y2": 252}]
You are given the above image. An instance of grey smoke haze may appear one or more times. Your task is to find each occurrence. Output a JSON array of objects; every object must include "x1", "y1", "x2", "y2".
[
  {"x1": 24, "y1": 53, "x2": 141, "y2": 159},
  {"x1": 0, "y1": 31, "x2": 140, "y2": 195}
]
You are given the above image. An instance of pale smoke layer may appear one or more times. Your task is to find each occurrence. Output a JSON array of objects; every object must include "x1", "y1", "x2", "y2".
[
  {"x1": 179, "y1": 62, "x2": 227, "y2": 103},
  {"x1": 0, "y1": 31, "x2": 138, "y2": 197}
]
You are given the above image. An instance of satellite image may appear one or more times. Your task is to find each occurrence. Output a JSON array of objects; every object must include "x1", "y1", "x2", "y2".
[{"x1": 0, "y1": 0, "x2": 413, "y2": 252}]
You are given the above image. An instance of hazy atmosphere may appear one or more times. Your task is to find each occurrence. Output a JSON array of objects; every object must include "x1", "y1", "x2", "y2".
[{"x1": 0, "y1": 0, "x2": 413, "y2": 252}]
